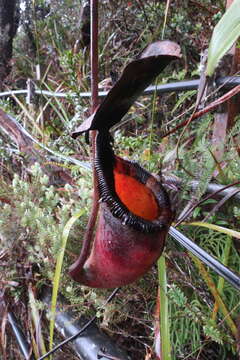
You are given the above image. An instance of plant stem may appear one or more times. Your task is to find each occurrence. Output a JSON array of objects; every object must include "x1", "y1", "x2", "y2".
[
  {"x1": 148, "y1": 80, "x2": 157, "y2": 171},
  {"x1": 161, "y1": 0, "x2": 171, "y2": 40}
]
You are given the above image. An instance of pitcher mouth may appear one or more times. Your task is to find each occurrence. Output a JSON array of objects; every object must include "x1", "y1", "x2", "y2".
[{"x1": 95, "y1": 131, "x2": 173, "y2": 233}]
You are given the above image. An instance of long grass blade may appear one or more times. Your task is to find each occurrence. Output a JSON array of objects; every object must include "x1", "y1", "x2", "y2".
[
  {"x1": 187, "y1": 221, "x2": 240, "y2": 240},
  {"x1": 158, "y1": 255, "x2": 171, "y2": 360},
  {"x1": 161, "y1": 0, "x2": 171, "y2": 40},
  {"x1": 49, "y1": 209, "x2": 85, "y2": 354}
]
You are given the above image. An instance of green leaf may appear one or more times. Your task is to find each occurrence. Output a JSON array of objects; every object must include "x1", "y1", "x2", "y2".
[
  {"x1": 168, "y1": 284, "x2": 187, "y2": 307},
  {"x1": 206, "y1": 0, "x2": 240, "y2": 76},
  {"x1": 203, "y1": 324, "x2": 223, "y2": 345}
]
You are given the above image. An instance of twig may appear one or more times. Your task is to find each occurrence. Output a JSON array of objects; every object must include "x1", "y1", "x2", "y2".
[
  {"x1": 162, "y1": 85, "x2": 240, "y2": 138},
  {"x1": 203, "y1": 188, "x2": 240, "y2": 222},
  {"x1": 97, "y1": 350, "x2": 123, "y2": 360},
  {"x1": 175, "y1": 180, "x2": 240, "y2": 226}
]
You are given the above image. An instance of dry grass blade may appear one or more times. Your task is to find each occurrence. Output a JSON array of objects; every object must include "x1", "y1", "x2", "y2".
[
  {"x1": 0, "y1": 308, "x2": 7, "y2": 360},
  {"x1": 191, "y1": 256, "x2": 238, "y2": 339},
  {"x1": 28, "y1": 285, "x2": 47, "y2": 358}
]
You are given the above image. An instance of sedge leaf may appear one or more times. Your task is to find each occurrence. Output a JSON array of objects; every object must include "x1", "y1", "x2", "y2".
[{"x1": 206, "y1": 0, "x2": 240, "y2": 76}]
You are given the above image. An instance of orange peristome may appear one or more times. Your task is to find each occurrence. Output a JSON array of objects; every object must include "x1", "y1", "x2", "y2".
[{"x1": 114, "y1": 170, "x2": 159, "y2": 221}]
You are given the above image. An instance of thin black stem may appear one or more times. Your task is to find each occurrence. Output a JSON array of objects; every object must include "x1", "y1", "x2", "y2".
[{"x1": 38, "y1": 288, "x2": 120, "y2": 360}]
